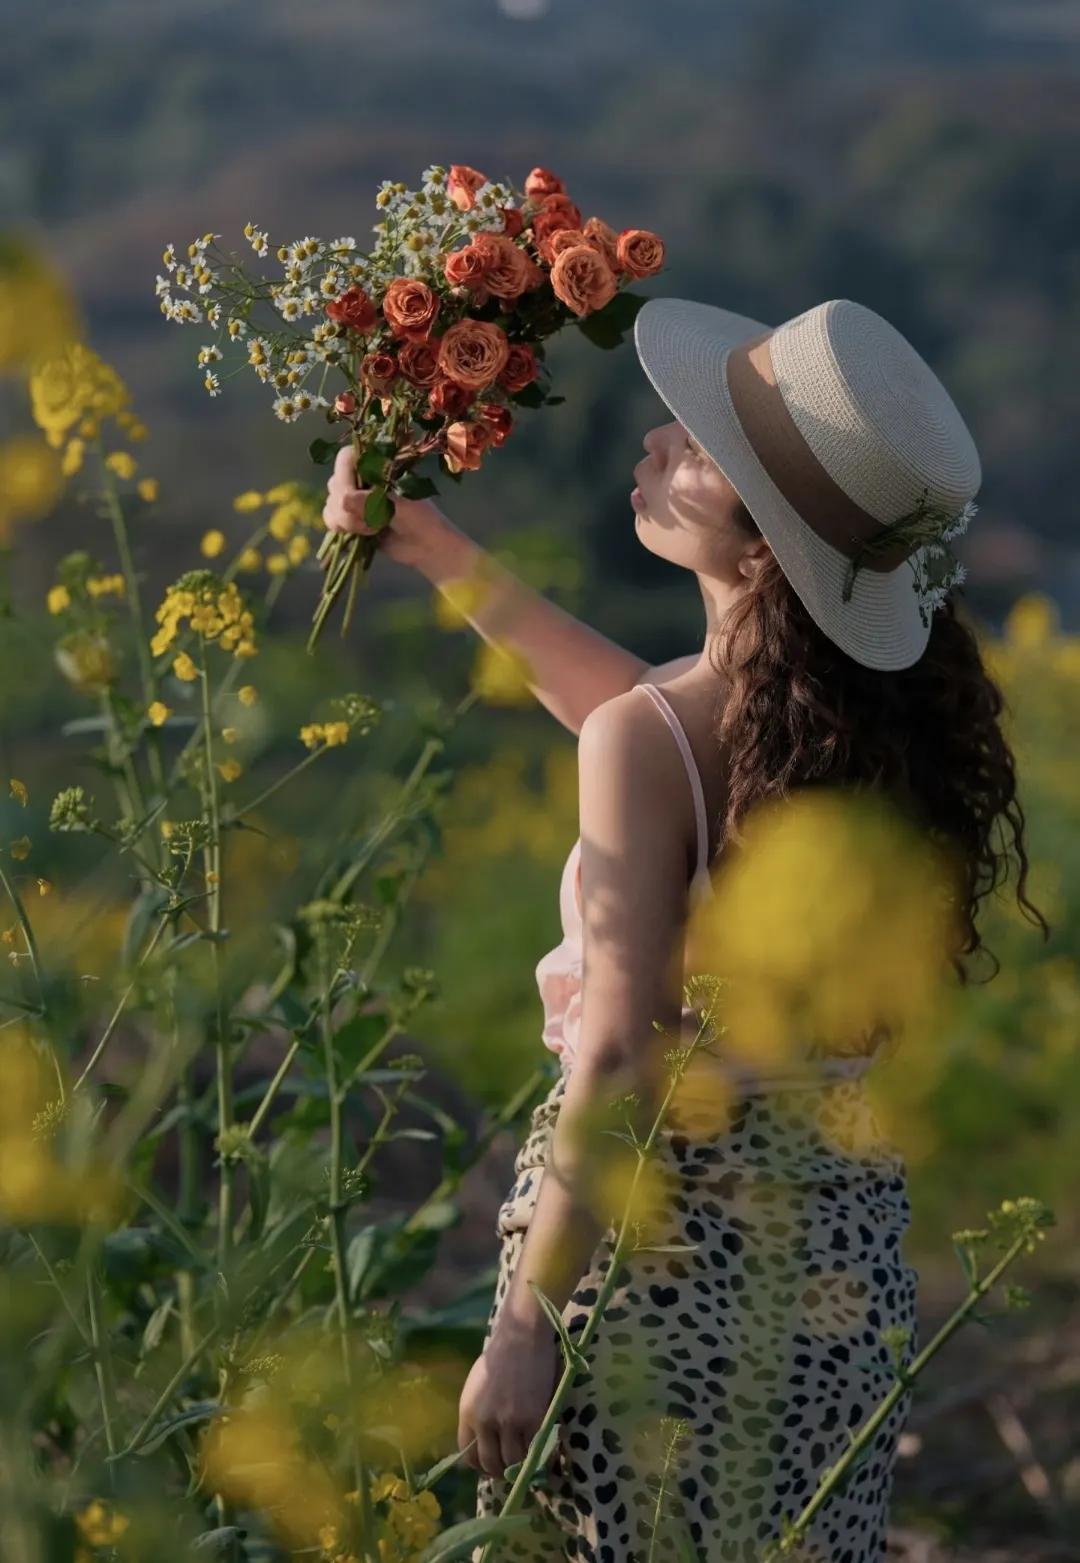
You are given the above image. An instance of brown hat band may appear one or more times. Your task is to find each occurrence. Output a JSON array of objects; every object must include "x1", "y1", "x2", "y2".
[{"x1": 724, "y1": 332, "x2": 915, "y2": 573}]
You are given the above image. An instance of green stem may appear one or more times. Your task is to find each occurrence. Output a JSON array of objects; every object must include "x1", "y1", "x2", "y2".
[
  {"x1": 0, "y1": 857, "x2": 46, "y2": 1013},
  {"x1": 198, "y1": 639, "x2": 233, "y2": 1276},
  {"x1": 86, "y1": 1264, "x2": 119, "y2": 1466},
  {"x1": 72, "y1": 908, "x2": 171, "y2": 1091}
]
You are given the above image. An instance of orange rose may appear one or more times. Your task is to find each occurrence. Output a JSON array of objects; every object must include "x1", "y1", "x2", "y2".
[
  {"x1": 501, "y1": 206, "x2": 525, "y2": 239},
  {"x1": 359, "y1": 351, "x2": 398, "y2": 393},
  {"x1": 524, "y1": 167, "x2": 566, "y2": 200},
  {"x1": 471, "y1": 234, "x2": 531, "y2": 300},
  {"x1": 436, "y1": 320, "x2": 511, "y2": 392},
  {"x1": 547, "y1": 228, "x2": 598, "y2": 261},
  {"x1": 443, "y1": 244, "x2": 490, "y2": 290},
  {"x1": 382, "y1": 278, "x2": 440, "y2": 340},
  {"x1": 333, "y1": 391, "x2": 358, "y2": 417},
  {"x1": 583, "y1": 216, "x2": 620, "y2": 272},
  {"x1": 325, "y1": 286, "x2": 377, "y2": 334},
  {"x1": 447, "y1": 164, "x2": 488, "y2": 212},
  {"x1": 550, "y1": 246, "x2": 618, "y2": 317},
  {"x1": 443, "y1": 419, "x2": 494, "y2": 474},
  {"x1": 427, "y1": 377, "x2": 473, "y2": 420},
  {"x1": 536, "y1": 193, "x2": 582, "y2": 227},
  {"x1": 498, "y1": 343, "x2": 538, "y2": 394},
  {"x1": 616, "y1": 228, "x2": 665, "y2": 280},
  {"x1": 397, "y1": 339, "x2": 441, "y2": 388},
  {"x1": 475, "y1": 403, "x2": 514, "y2": 447}
]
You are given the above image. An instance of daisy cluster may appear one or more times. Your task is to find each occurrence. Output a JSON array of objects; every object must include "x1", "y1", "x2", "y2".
[{"x1": 153, "y1": 166, "x2": 519, "y2": 424}]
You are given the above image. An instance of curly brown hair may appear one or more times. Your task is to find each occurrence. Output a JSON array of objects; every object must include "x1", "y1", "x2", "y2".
[{"x1": 708, "y1": 500, "x2": 1051, "y2": 986}]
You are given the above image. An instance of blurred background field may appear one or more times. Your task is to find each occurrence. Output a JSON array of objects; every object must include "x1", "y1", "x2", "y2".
[{"x1": 1, "y1": 1, "x2": 1078, "y2": 1558}]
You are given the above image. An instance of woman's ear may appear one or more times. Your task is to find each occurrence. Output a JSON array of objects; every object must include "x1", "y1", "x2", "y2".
[{"x1": 738, "y1": 540, "x2": 772, "y2": 581}]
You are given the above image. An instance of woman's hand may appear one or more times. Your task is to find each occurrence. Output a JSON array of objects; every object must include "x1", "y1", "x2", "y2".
[
  {"x1": 457, "y1": 1319, "x2": 560, "y2": 1480},
  {"x1": 322, "y1": 442, "x2": 465, "y2": 577}
]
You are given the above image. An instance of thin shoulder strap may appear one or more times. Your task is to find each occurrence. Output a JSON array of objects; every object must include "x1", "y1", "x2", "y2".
[{"x1": 636, "y1": 683, "x2": 711, "y2": 884}]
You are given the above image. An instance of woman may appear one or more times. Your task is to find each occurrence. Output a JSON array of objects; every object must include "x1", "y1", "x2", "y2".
[{"x1": 323, "y1": 298, "x2": 1049, "y2": 1562}]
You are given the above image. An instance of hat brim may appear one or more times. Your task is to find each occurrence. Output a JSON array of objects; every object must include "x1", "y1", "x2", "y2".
[{"x1": 633, "y1": 297, "x2": 932, "y2": 672}]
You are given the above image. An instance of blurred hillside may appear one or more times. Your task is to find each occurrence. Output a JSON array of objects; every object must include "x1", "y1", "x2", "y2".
[{"x1": 2, "y1": 0, "x2": 1078, "y2": 657}]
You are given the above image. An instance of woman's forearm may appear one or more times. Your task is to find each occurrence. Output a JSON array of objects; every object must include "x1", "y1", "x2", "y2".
[
  {"x1": 417, "y1": 522, "x2": 647, "y2": 734},
  {"x1": 494, "y1": 1047, "x2": 658, "y2": 1333}
]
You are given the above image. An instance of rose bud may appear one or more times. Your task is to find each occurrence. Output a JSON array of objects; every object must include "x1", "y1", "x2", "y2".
[{"x1": 334, "y1": 391, "x2": 358, "y2": 417}]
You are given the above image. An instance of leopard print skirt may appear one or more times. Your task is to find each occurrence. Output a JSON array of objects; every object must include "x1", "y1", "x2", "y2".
[{"x1": 475, "y1": 1070, "x2": 919, "y2": 1563}]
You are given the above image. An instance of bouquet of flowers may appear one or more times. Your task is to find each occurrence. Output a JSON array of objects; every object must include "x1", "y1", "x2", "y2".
[{"x1": 154, "y1": 163, "x2": 666, "y2": 652}]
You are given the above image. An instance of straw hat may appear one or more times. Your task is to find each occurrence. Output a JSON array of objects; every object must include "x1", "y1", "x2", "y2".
[{"x1": 632, "y1": 297, "x2": 982, "y2": 671}]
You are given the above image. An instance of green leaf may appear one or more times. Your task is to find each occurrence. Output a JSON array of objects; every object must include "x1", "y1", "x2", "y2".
[
  {"x1": 502, "y1": 1420, "x2": 560, "y2": 1484},
  {"x1": 121, "y1": 884, "x2": 172, "y2": 968},
  {"x1": 952, "y1": 1241, "x2": 978, "y2": 1286},
  {"x1": 527, "y1": 1282, "x2": 588, "y2": 1375},
  {"x1": 416, "y1": 1515, "x2": 534, "y2": 1563},
  {"x1": 125, "y1": 1400, "x2": 224, "y2": 1458},
  {"x1": 543, "y1": 395, "x2": 566, "y2": 406},
  {"x1": 364, "y1": 485, "x2": 395, "y2": 531},
  {"x1": 576, "y1": 289, "x2": 649, "y2": 349},
  {"x1": 396, "y1": 471, "x2": 439, "y2": 500},
  {"x1": 309, "y1": 437, "x2": 340, "y2": 466},
  {"x1": 510, "y1": 382, "x2": 546, "y2": 409},
  {"x1": 414, "y1": 1441, "x2": 475, "y2": 1492},
  {"x1": 358, "y1": 447, "x2": 391, "y2": 485}
]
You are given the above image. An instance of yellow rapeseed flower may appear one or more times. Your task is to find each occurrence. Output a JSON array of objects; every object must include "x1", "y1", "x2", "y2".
[
  {"x1": 201, "y1": 529, "x2": 226, "y2": 558},
  {"x1": 147, "y1": 701, "x2": 171, "y2": 726},
  {"x1": 433, "y1": 568, "x2": 496, "y2": 630},
  {"x1": 61, "y1": 438, "x2": 85, "y2": 477},
  {"x1": 86, "y1": 574, "x2": 125, "y2": 599},
  {"x1": 237, "y1": 547, "x2": 262, "y2": 571},
  {"x1": 47, "y1": 584, "x2": 70, "y2": 615},
  {"x1": 470, "y1": 640, "x2": 535, "y2": 706},
  {"x1": 232, "y1": 490, "x2": 264, "y2": 512},
  {"x1": 0, "y1": 437, "x2": 63, "y2": 537},
  {"x1": 36, "y1": 879, "x2": 51, "y2": 896},
  {"x1": 9, "y1": 779, "x2": 28, "y2": 807},
  {"x1": 1005, "y1": 591, "x2": 1059, "y2": 650},
  {"x1": 104, "y1": 451, "x2": 136, "y2": 480},
  {"x1": 265, "y1": 481, "x2": 299, "y2": 503},
  {"x1": 287, "y1": 534, "x2": 310, "y2": 565},
  {"x1": 173, "y1": 652, "x2": 198, "y2": 682},
  {"x1": 137, "y1": 477, "x2": 159, "y2": 502},
  {"x1": 28, "y1": 341, "x2": 128, "y2": 448},
  {"x1": 0, "y1": 243, "x2": 80, "y2": 373},
  {"x1": 266, "y1": 552, "x2": 289, "y2": 575},
  {"x1": 218, "y1": 760, "x2": 242, "y2": 782},
  {"x1": 221, "y1": 727, "x2": 237, "y2": 743},
  {"x1": 238, "y1": 685, "x2": 257, "y2": 706},
  {"x1": 9, "y1": 837, "x2": 31, "y2": 861},
  {"x1": 75, "y1": 1499, "x2": 130, "y2": 1548}
]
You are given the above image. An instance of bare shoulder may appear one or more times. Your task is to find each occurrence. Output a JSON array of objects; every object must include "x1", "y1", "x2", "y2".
[{"x1": 578, "y1": 686, "x2": 689, "y2": 816}]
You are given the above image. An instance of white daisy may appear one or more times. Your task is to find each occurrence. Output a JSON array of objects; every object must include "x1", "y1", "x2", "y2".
[
  {"x1": 197, "y1": 344, "x2": 224, "y2": 366},
  {"x1": 204, "y1": 371, "x2": 222, "y2": 397},
  {"x1": 272, "y1": 395, "x2": 301, "y2": 422}
]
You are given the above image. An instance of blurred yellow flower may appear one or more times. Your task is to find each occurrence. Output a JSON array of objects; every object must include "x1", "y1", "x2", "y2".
[
  {"x1": 126, "y1": 419, "x2": 149, "y2": 441},
  {"x1": 75, "y1": 1499, "x2": 130, "y2": 1548},
  {"x1": 61, "y1": 438, "x2": 85, "y2": 477},
  {"x1": 433, "y1": 566, "x2": 495, "y2": 630},
  {"x1": 238, "y1": 685, "x2": 257, "y2": 706},
  {"x1": 147, "y1": 701, "x2": 171, "y2": 726},
  {"x1": 686, "y1": 789, "x2": 958, "y2": 1070},
  {"x1": 137, "y1": 477, "x2": 159, "y2": 502},
  {"x1": 265, "y1": 481, "x2": 300, "y2": 504},
  {"x1": 198, "y1": 1401, "x2": 344, "y2": 1550},
  {"x1": 9, "y1": 778, "x2": 27, "y2": 807},
  {"x1": 0, "y1": 243, "x2": 80, "y2": 372},
  {"x1": 54, "y1": 632, "x2": 115, "y2": 693},
  {"x1": 221, "y1": 726, "x2": 238, "y2": 743},
  {"x1": 9, "y1": 837, "x2": 30, "y2": 861},
  {"x1": 237, "y1": 547, "x2": 262, "y2": 571},
  {"x1": 218, "y1": 759, "x2": 242, "y2": 783},
  {"x1": 233, "y1": 489, "x2": 264, "y2": 512},
  {"x1": 299, "y1": 721, "x2": 349, "y2": 750},
  {"x1": 0, "y1": 437, "x2": 63, "y2": 537},
  {"x1": 86, "y1": 573, "x2": 125, "y2": 599},
  {"x1": 201, "y1": 529, "x2": 226, "y2": 558},
  {"x1": 266, "y1": 552, "x2": 289, "y2": 575},
  {"x1": 173, "y1": 652, "x2": 198, "y2": 682},
  {"x1": 36, "y1": 879, "x2": 51, "y2": 896},
  {"x1": 104, "y1": 450, "x2": 136, "y2": 480},
  {"x1": 287, "y1": 533, "x2": 310, "y2": 565},
  {"x1": 470, "y1": 639, "x2": 535, "y2": 706},
  {"x1": 1005, "y1": 592, "x2": 1059, "y2": 650}
]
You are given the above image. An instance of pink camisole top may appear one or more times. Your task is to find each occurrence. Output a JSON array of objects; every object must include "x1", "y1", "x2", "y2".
[{"x1": 534, "y1": 681, "x2": 891, "y2": 1092}]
